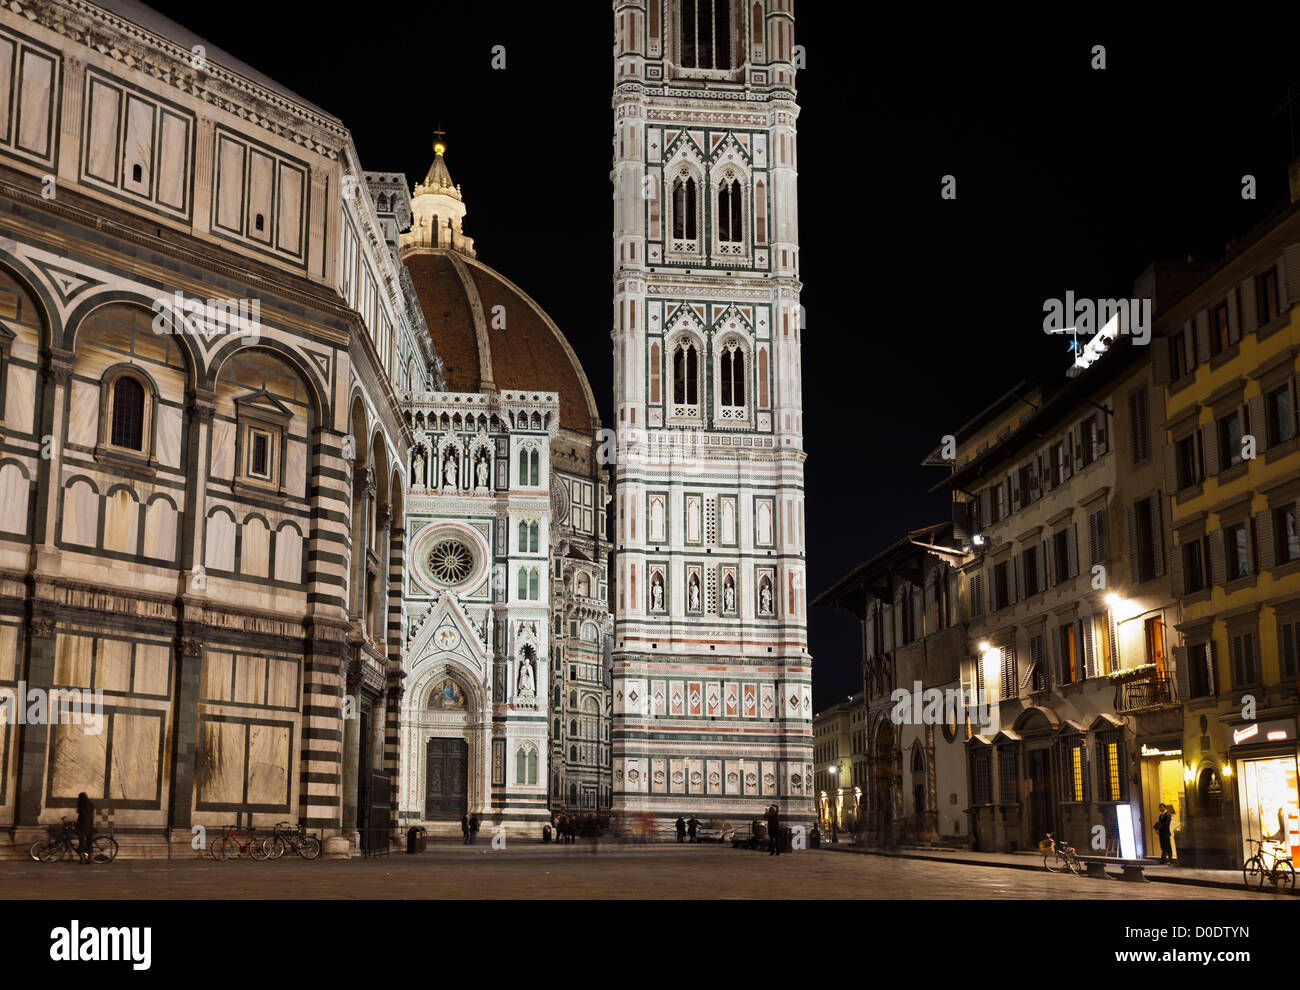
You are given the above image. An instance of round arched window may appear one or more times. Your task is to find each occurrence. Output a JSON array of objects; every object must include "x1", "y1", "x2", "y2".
[{"x1": 427, "y1": 539, "x2": 474, "y2": 585}]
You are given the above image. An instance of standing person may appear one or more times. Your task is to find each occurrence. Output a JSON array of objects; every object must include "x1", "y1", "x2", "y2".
[
  {"x1": 675, "y1": 816, "x2": 687, "y2": 843},
  {"x1": 461, "y1": 814, "x2": 471, "y2": 845},
  {"x1": 1155, "y1": 803, "x2": 1173, "y2": 864},
  {"x1": 831, "y1": 815, "x2": 838, "y2": 844},
  {"x1": 75, "y1": 792, "x2": 94, "y2": 865},
  {"x1": 468, "y1": 813, "x2": 480, "y2": 846},
  {"x1": 687, "y1": 816, "x2": 699, "y2": 843},
  {"x1": 766, "y1": 804, "x2": 781, "y2": 856}
]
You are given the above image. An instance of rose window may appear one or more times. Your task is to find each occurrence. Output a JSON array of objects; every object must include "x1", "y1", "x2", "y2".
[{"x1": 428, "y1": 540, "x2": 474, "y2": 585}]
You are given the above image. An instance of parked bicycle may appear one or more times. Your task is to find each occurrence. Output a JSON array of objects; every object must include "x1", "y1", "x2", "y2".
[
  {"x1": 29, "y1": 818, "x2": 118, "y2": 864},
  {"x1": 1242, "y1": 838, "x2": 1295, "y2": 892},
  {"x1": 1041, "y1": 832, "x2": 1082, "y2": 875},
  {"x1": 211, "y1": 824, "x2": 271, "y2": 861},
  {"x1": 263, "y1": 821, "x2": 321, "y2": 860}
]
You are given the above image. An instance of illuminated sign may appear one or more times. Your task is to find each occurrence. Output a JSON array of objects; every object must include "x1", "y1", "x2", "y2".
[
  {"x1": 1116, "y1": 803, "x2": 1138, "y2": 861},
  {"x1": 1140, "y1": 743, "x2": 1183, "y2": 758},
  {"x1": 1231, "y1": 719, "x2": 1297, "y2": 747}
]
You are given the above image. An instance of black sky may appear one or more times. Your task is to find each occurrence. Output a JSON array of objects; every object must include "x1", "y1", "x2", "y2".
[{"x1": 143, "y1": 3, "x2": 1299, "y2": 708}]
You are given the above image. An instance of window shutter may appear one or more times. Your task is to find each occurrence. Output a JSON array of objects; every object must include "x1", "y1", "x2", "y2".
[
  {"x1": 1009, "y1": 555, "x2": 1020, "y2": 605},
  {"x1": 1195, "y1": 310, "x2": 1211, "y2": 364},
  {"x1": 1067, "y1": 522, "x2": 1079, "y2": 578},
  {"x1": 1052, "y1": 627, "x2": 1063, "y2": 687},
  {"x1": 1040, "y1": 449, "x2": 1052, "y2": 493},
  {"x1": 1253, "y1": 504, "x2": 1274, "y2": 566},
  {"x1": 1028, "y1": 461, "x2": 1040, "y2": 498},
  {"x1": 1046, "y1": 535, "x2": 1058, "y2": 586},
  {"x1": 1096, "y1": 411, "x2": 1108, "y2": 455},
  {"x1": 1089, "y1": 508, "x2": 1107, "y2": 566},
  {"x1": 979, "y1": 489, "x2": 992, "y2": 530},
  {"x1": 1227, "y1": 287, "x2": 1240, "y2": 345},
  {"x1": 1209, "y1": 528, "x2": 1227, "y2": 587},
  {"x1": 1162, "y1": 444, "x2": 1178, "y2": 497},
  {"x1": 1202, "y1": 422, "x2": 1220, "y2": 477},
  {"x1": 1170, "y1": 534, "x2": 1185, "y2": 598},
  {"x1": 1108, "y1": 609, "x2": 1120, "y2": 671},
  {"x1": 1149, "y1": 495, "x2": 1164, "y2": 579},
  {"x1": 1283, "y1": 621, "x2": 1298, "y2": 682},
  {"x1": 1012, "y1": 473, "x2": 1022, "y2": 511},
  {"x1": 1248, "y1": 393, "x2": 1265, "y2": 449},
  {"x1": 1073, "y1": 423, "x2": 1085, "y2": 464},
  {"x1": 1152, "y1": 336, "x2": 1172, "y2": 384},
  {"x1": 1241, "y1": 276, "x2": 1258, "y2": 333},
  {"x1": 1082, "y1": 615, "x2": 1096, "y2": 679},
  {"x1": 1206, "y1": 639, "x2": 1219, "y2": 696},
  {"x1": 1283, "y1": 245, "x2": 1298, "y2": 308},
  {"x1": 1172, "y1": 644, "x2": 1189, "y2": 703},
  {"x1": 1036, "y1": 542, "x2": 1047, "y2": 594},
  {"x1": 1015, "y1": 552, "x2": 1026, "y2": 602},
  {"x1": 1127, "y1": 502, "x2": 1140, "y2": 588},
  {"x1": 1096, "y1": 740, "x2": 1109, "y2": 800}
]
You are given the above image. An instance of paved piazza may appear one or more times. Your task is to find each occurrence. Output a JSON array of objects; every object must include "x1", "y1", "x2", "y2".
[{"x1": 0, "y1": 846, "x2": 1288, "y2": 900}]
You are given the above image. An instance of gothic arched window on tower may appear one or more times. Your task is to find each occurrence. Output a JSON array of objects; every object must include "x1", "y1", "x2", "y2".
[
  {"x1": 672, "y1": 175, "x2": 698, "y2": 242},
  {"x1": 530, "y1": 449, "x2": 540, "y2": 486},
  {"x1": 680, "y1": 0, "x2": 732, "y2": 70},
  {"x1": 649, "y1": 343, "x2": 662, "y2": 404},
  {"x1": 719, "y1": 342, "x2": 746, "y2": 409},
  {"x1": 672, "y1": 340, "x2": 700, "y2": 407},
  {"x1": 718, "y1": 178, "x2": 743, "y2": 243}
]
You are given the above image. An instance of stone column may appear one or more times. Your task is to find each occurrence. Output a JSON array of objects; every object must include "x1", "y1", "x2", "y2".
[{"x1": 340, "y1": 660, "x2": 362, "y2": 846}]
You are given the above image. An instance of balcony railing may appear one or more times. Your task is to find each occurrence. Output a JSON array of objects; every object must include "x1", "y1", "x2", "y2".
[{"x1": 1116, "y1": 674, "x2": 1175, "y2": 712}]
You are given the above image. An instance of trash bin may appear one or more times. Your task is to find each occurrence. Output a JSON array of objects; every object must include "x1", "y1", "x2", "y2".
[{"x1": 406, "y1": 826, "x2": 426, "y2": 854}]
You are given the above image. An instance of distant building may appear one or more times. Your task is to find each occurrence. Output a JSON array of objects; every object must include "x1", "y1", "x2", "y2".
[{"x1": 813, "y1": 695, "x2": 860, "y2": 830}]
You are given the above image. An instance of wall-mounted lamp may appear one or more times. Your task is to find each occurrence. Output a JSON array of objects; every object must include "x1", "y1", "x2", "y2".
[{"x1": 1221, "y1": 763, "x2": 1233, "y2": 778}]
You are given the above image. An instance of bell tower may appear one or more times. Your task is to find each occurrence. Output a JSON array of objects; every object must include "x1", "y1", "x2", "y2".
[{"x1": 610, "y1": 0, "x2": 813, "y2": 827}]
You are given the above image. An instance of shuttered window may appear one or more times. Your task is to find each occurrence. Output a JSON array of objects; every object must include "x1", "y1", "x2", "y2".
[
  {"x1": 1129, "y1": 387, "x2": 1150, "y2": 465},
  {"x1": 1088, "y1": 508, "x2": 1107, "y2": 567},
  {"x1": 1282, "y1": 620, "x2": 1300, "y2": 682},
  {"x1": 971, "y1": 749, "x2": 992, "y2": 804},
  {"x1": 1230, "y1": 631, "x2": 1258, "y2": 687},
  {"x1": 998, "y1": 746, "x2": 1019, "y2": 802},
  {"x1": 1097, "y1": 732, "x2": 1128, "y2": 802}
]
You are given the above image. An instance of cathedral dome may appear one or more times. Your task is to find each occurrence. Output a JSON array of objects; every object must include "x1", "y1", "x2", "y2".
[
  {"x1": 401, "y1": 140, "x2": 599, "y2": 434},
  {"x1": 405, "y1": 250, "x2": 600, "y2": 434}
]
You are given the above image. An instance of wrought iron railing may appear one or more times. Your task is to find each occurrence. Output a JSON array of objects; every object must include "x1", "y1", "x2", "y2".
[{"x1": 1116, "y1": 674, "x2": 1175, "y2": 712}]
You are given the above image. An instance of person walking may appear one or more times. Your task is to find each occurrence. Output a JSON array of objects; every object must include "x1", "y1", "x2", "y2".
[
  {"x1": 1155, "y1": 803, "x2": 1173, "y2": 864},
  {"x1": 461, "y1": 814, "x2": 471, "y2": 845},
  {"x1": 766, "y1": 804, "x2": 781, "y2": 856},
  {"x1": 468, "y1": 813, "x2": 480, "y2": 846},
  {"x1": 75, "y1": 792, "x2": 95, "y2": 865},
  {"x1": 687, "y1": 816, "x2": 699, "y2": 843},
  {"x1": 675, "y1": 816, "x2": 687, "y2": 843}
]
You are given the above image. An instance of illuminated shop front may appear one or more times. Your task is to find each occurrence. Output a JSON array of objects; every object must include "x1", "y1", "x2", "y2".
[
  {"x1": 1228, "y1": 717, "x2": 1300, "y2": 868},
  {"x1": 1138, "y1": 739, "x2": 1186, "y2": 861}
]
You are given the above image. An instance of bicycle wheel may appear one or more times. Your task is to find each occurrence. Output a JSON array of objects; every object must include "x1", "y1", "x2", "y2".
[
  {"x1": 1065, "y1": 852, "x2": 1083, "y2": 876},
  {"x1": 1273, "y1": 859, "x2": 1295, "y2": 892},
  {"x1": 29, "y1": 840, "x2": 49, "y2": 862},
  {"x1": 249, "y1": 836, "x2": 271, "y2": 861},
  {"x1": 40, "y1": 839, "x2": 70, "y2": 863},
  {"x1": 297, "y1": 835, "x2": 321, "y2": 860},
  {"x1": 1043, "y1": 851, "x2": 1063, "y2": 873},
  {"x1": 265, "y1": 835, "x2": 287, "y2": 860},
  {"x1": 90, "y1": 836, "x2": 118, "y2": 864},
  {"x1": 1243, "y1": 855, "x2": 1265, "y2": 890}
]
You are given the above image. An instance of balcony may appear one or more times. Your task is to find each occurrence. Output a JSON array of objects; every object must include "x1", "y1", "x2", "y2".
[{"x1": 1115, "y1": 674, "x2": 1175, "y2": 713}]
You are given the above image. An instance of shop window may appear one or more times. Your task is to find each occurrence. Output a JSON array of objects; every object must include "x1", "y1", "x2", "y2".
[{"x1": 1064, "y1": 740, "x2": 1089, "y2": 803}]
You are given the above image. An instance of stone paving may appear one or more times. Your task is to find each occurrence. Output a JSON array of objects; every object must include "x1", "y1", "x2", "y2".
[{"x1": 0, "y1": 842, "x2": 1290, "y2": 899}]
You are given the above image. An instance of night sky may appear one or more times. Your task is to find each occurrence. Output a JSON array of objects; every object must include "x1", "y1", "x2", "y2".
[{"x1": 144, "y1": 3, "x2": 1298, "y2": 708}]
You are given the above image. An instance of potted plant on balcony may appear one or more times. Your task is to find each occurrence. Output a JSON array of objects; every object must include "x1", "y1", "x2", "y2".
[{"x1": 1107, "y1": 663, "x2": 1156, "y2": 685}]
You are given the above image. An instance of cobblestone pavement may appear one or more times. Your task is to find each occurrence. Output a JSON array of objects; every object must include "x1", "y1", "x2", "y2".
[{"x1": 0, "y1": 845, "x2": 1289, "y2": 899}]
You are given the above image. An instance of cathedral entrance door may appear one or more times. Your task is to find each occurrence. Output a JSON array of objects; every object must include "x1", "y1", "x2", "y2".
[{"x1": 425, "y1": 737, "x2": 468, "y2": 820}]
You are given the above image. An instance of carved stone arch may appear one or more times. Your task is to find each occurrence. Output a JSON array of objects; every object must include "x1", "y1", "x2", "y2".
[
  {"x1": 0, "y1": 256, "x2": 59, "y2": 353},
  {"x1": 206, "y1": 337, "x2": 328, "y2": 427}
]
